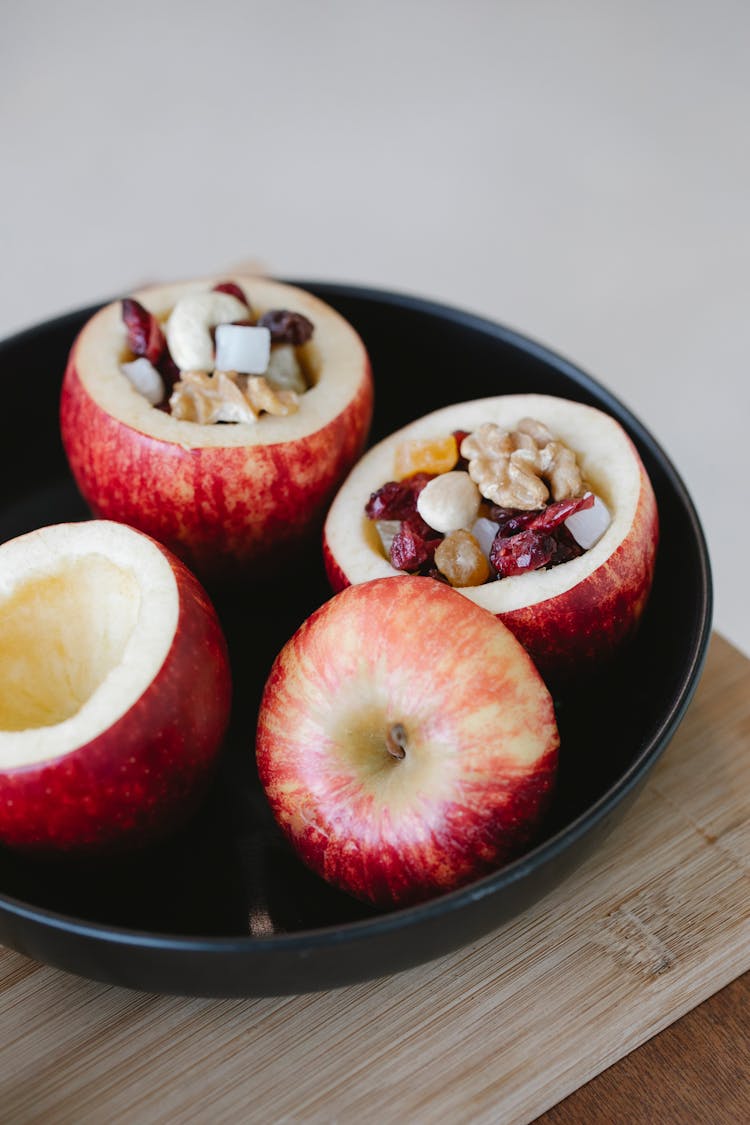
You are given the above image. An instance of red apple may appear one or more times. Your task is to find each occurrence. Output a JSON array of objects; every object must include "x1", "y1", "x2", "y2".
[
  {"x1": 61, "y1": 277, "x2": 374, "y2": 583},
  {"x1": 323, "y1": 394, "x2": 659, "y2": 681},
  {"x1": 256, "y1": 576, "x2": 559, "y2": 908},
  {"x1": 0, "y1": 520, "x2": 231, "y2": 854}
]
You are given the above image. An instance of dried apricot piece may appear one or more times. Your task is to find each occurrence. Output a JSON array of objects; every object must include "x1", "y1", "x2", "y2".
[{"x1": 394, "y1": 435, "x2": 458, "y2": 480}]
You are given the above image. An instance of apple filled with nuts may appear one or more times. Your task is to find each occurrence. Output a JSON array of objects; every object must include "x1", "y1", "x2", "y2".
[
  {"x1": 256, "y1": 576, "x2": 559, "y2": 908},
  {"x1": 324, "y1": 394, "x2": 659, "y2": 680},
  {"x1": 0, "y1": 520, "x2": 231, "y2": 854},
  {"x1": 61, "y1": 277, "x2": 373, "y2": 582}
]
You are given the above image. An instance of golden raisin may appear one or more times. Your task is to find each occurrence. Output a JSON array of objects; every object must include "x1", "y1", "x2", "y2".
[
  {"x1": 394, "y1": 435, "x2": 458, "y2": 480},
  {"x1": 434, "y1": 530, "x2": 491, "y2": 588}
]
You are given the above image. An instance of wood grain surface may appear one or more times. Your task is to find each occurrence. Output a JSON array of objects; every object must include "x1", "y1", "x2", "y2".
[
  {"x1": 1, "y1": 633, "x2": 748, "y2": 1125},
  {"x1": 538, "y1": 970, "x2": 750, "y2": 1123}
]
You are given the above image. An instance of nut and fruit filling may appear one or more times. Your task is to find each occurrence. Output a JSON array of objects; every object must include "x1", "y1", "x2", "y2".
[
  {"x1": 365, "y1": 421, "x2": 612, "y2": 586},
  {"x1": 119, "y1": 282, "x2": 315, "y2": 423}
]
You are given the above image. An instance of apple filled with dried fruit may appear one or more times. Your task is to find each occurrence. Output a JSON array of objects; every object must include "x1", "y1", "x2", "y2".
[
  {"x1": 61, "y1": 277, "x2": 373, "y2": 582},
  {"x1": 256, "y1": 576, "x2": 559, "y2": 908},
  {"x1": 0, "y1": 521, "x2": 231, "y2": 854},
  {"x1": 323, "y1": 394, "x2": 659, "y2": 680}
]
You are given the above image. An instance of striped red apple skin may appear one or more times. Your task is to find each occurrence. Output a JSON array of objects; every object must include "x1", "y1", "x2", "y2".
[
  {"x1": 322, "y1": 396, "x2": 660, "y2": 682},
  {"x1": 61, "y1": 359, "x2": 373, "y2": 583},
  {"x1": 59, "y1": 277, "x2": 374, "y2": 583},
  {"x1": 257, "y1": 576, "x2": 559, "y2": 908},
  {"x1": 0, "y1": 540, "x2": 231, "y2": 855},
  {"x1": 497, "y1": 460, "x2": 659, "y2": 677}
]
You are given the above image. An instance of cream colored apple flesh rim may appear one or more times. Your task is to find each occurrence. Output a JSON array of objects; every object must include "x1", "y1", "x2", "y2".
[
  {"x1": 325, "y1": 394, "x2": 644, "y2": 614},
  {"x1": 74, "y1": 277, "x2": 368, "y2": 446},
  {"x1": 0, "y1": 522, "x2": 179, "y2": 769}
]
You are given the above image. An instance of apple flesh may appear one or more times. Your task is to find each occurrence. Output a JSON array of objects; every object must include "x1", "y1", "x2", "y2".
[
  {"x1": 60, "y1": 277, "x2": 374, "y2": 583},
  {"x1": 0, "y1": 520, "x2": 231, "y2": 854},
  {"x1": 323, "y1": 394, "x2": 659, "y2": 681},
  {"x1": 256, "y1": 576, "x2": 559, "y2": 908}
]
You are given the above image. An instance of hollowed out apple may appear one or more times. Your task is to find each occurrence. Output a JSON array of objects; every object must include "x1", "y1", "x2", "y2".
[
  {"x1": 61, "y1": 277, "x2": 374, "y2": 583},
  {"x1": 323, "y1": 395, "x2": 659, "y2": 681},
  {"x1": 0, "y1": 521, "x2": 231, "y2": 854},
  {"x1": 256, "y1": 576, "x2": 559, "y2": 908}
]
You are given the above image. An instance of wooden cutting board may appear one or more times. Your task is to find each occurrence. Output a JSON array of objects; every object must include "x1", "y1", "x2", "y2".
[{"x1": 1, "y1": 633, "x2": 748, "y2": 1125}]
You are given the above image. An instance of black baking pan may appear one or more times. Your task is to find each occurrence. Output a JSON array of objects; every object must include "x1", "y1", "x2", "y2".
[{"x1": 0, "y1": 282, "x2": 712, "y2": 996}]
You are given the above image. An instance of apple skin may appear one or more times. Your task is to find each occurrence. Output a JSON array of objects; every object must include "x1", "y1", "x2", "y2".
[
  {"x1": 496, "y1": 461, "x2": 658, "y2": 677},
  {"x1": 256, "y1": 576, "x2": 559, "y2": 909},
  {"x1": 0, "y1": 541, "x2": 232, "y2": 855},
  {"x1": 322, "y1": 396, "x2": 660, "y2": 683},
  {"x1": 324, "y1": 459, "x2": 659, "y2": 681},
  {"x1": 61, "y1": 359, "x2": 373, "y2": 583}
]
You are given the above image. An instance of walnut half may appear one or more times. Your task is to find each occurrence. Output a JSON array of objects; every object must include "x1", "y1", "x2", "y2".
[
  {"x1": 244, "y1": 375, "x2": 298, "y2": 417},
  {"x1": 460, "y1": 417, "x2": 584, "y2": 509},
  {"x1": 169, "y1": 371, "x2": 298, "y2": 425}
]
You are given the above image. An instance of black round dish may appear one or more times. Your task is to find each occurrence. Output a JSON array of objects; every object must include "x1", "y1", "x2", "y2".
[{"x1": 0, "y1": 283, "x2": 712, "y2": 997}]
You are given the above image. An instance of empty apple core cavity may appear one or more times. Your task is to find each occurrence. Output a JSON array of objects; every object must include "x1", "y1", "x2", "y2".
[
  {"x1": 0, "y1": 557, "x2": 140, "y2": 731},
  {"x1": 0, "y1": 522, "x2": 179, "y2": 769}
]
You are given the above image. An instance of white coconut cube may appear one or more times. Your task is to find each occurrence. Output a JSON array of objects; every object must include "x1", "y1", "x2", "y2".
[
  {"x1": 214, "y1": 324, "x2": 271, "y2": 375},
  {"x1": 120, "y1": 358, "x2": 166, "y2": 405},
  {"x1": 471, "y1": 517, "x2": 501, "y2": 560},
  {"x1": 565, "y1": 494, "x2": 611, "y2": 549},
  {"x1": 375, "y1": 520, "x2": 402, "y2": 557}
]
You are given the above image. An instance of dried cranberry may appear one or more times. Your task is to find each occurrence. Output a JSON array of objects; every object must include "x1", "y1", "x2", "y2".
[
  {"x1": 258, "y1": 309, "x2": 314, "y2": 346},
  {"x1": 156, "y1": 349, "x2": 181, "y2": 390},
  {"x1": 121, "y1": 298, "x2": 165, "y2": 364},
  {"x1": 486, "y1": 506, "x2": 540, "y2": 537},
  {"x1": 490, "y1": 529, "x2": 556, "y2": 578},
  {"x1": 365, "y1": 474, "x2": 435, "y2": 521},
  {"x1": 452, "y1": 429, "x2": 471, "y2": 471},
  {"x1": 403, "y1": 510, "x2": 438, "y2": 540},
  {"x1": 485, "y1": 493, "x2": 594, "y2": 539},
  {"x1": 390, "y1": 522, "x2": 440, "y2": 572},
  {"x1": 549, "y1": 525, "x2": 585, "y2": 565},
  {"x1": 212, "y1": 280, "x2": 249, "y2": 306},
  {"x1": 424, "y1": 566, "x2": 450, "y2": 584},
  {"x1": 527, "y1": 492, "x2": 594, "y2": 533}
]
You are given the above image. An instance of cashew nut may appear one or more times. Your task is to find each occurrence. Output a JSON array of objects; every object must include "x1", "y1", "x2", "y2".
[
  {"x1": 416, "y1": 471, "x2": 481, "y2": 534},
  {"x1": 166, "y1": 292, "x2": 250, "y2": 372}
]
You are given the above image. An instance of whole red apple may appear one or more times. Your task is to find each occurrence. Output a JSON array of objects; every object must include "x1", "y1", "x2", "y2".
[
  {"x1": 0, "y1": 520, "x2": 231, "y2": 854},
  {"x1": 60, "y1": 277, "x2": 374, "y2": 583},
  {"x1": 256, "y1": 576, "x2": 559, "y2": 908},
  {"x1": 323, "y1": 394, "x2": 659, "y2": 681}
]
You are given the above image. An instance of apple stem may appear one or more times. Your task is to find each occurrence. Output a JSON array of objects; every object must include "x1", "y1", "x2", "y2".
[{"x1": 386, "y1": 722, "x2": 408, "y2": 760}]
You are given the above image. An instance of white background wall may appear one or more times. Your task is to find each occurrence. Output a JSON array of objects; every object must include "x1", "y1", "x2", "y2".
[{"x1": 3, "y1": 0, "x2": 747, "y2": 653}]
